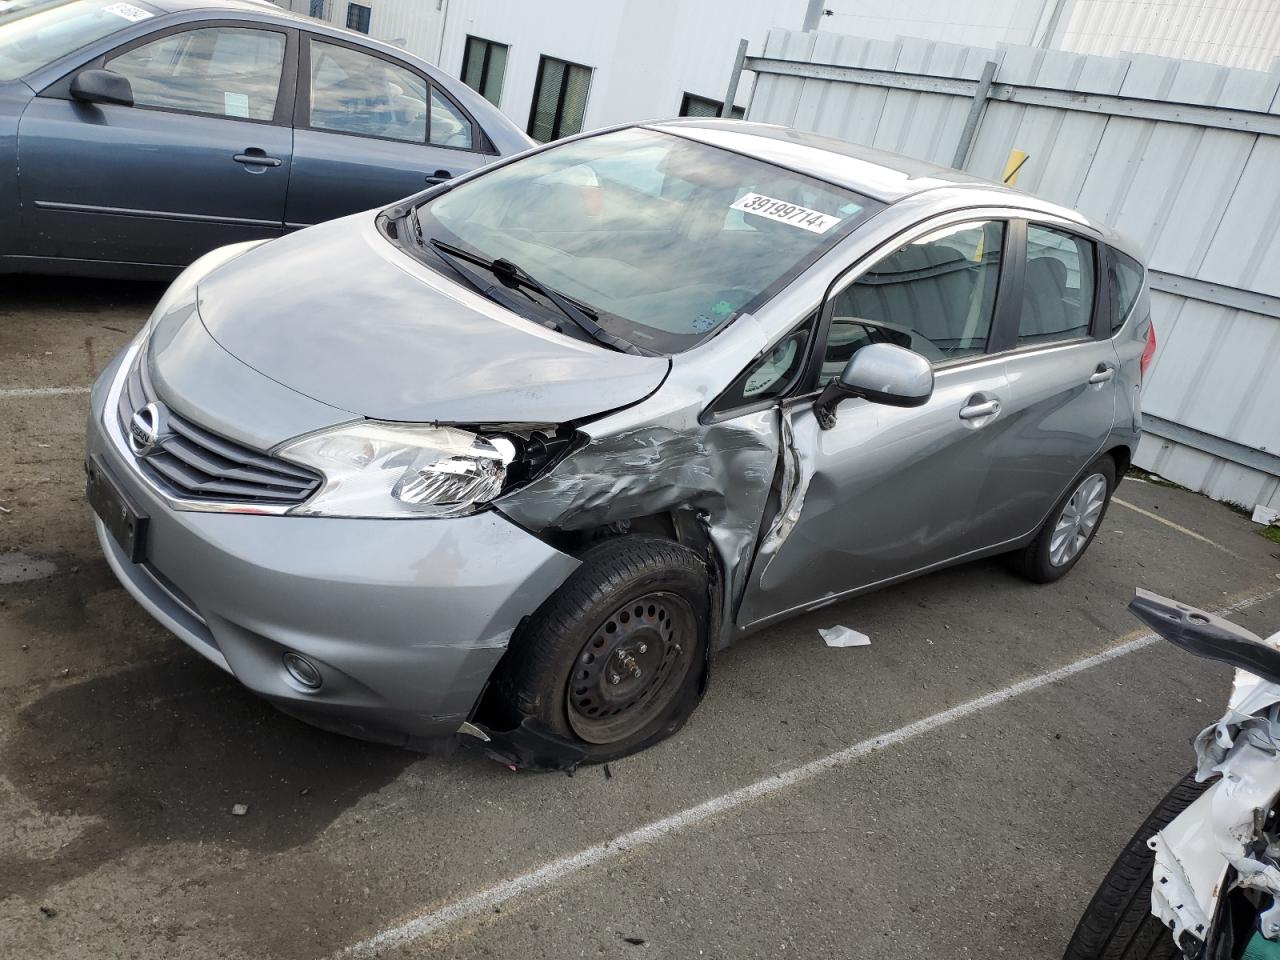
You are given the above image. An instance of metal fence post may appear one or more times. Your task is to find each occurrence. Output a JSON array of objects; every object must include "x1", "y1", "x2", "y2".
[
  {"x1": 951, "y1": 59, "x2": 999, "y2": 170},
  {"x1": 722, "y1": 39, "x2": 749, "y2": 118}
]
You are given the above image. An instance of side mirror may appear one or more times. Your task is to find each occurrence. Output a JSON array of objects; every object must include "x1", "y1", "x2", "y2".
[
  {"x1": 70, "y1": 69, "x2": 134, "y2": 108},
  {"x1": 814, "y1": 342, "x2": 934, "y2": 429}
]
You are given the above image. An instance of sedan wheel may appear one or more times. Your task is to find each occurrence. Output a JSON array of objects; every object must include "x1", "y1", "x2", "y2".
[
  {"x1": 1010, "y1": 454, "x2": 1116, "y2": 584},
  {"x1": 567, "y1": 592, "x2": 698, "y2": 744},
  {"x1": 1049, "y1": 472, "x2": 1108, "y2": 567},
  {"x1": 488, "y1": 536, "x2": 709, "y2": 765}
]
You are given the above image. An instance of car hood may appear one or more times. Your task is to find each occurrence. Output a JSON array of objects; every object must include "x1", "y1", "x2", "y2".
[{"x1": 195, "y1": 215, "x2": 670, "y2": 425}]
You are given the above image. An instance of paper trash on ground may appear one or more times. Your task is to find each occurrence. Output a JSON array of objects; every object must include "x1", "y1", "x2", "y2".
[{"x1": 819, "y1": 625, "x2": 871, "y2": 648}]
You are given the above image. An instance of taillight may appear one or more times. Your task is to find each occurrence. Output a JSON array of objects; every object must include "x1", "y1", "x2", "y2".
[{"x1": 1140, "y1": 321, "x2": 1157, "y2": 381}]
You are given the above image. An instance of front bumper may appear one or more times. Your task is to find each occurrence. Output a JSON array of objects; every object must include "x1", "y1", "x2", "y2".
[{"x1": 86, "y1": 346, "x2": 580, "y2": 746}]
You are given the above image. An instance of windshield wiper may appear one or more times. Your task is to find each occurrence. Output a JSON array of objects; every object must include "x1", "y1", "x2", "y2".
[{"x1": 427, "y1": 238, "x2": 647, "y2": 357}]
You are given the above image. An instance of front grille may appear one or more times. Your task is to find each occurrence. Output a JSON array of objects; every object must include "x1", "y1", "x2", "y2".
[{"x1": 116, "y1": 351, "x2": 322, "y2": 507}]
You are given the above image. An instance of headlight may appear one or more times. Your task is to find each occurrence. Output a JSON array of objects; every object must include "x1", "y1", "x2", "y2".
[{"x1": 279, "y1": 423, "x2": 518, "y2": 519}]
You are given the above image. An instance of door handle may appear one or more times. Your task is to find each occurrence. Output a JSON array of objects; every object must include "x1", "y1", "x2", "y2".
[
  {"x1": 1088, "y1": 365, "x2": 1115, "y2": 384},
  {"x1": 959, "y1": 399, "x2": 1000, "y2": 420},
  {"x1": 233, "y1": 150, "x2": 282, "y2": 167},
  {"x1": 425, "y1": 169, "x2": 453, "y2": 185}
]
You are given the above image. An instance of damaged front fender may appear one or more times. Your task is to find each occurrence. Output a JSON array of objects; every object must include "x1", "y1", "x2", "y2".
[{"x1": 494, "y1": 316, "x2": 784, "y2": 650}]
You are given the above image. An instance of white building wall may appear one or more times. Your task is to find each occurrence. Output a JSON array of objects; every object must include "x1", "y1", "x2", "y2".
[
  {"x1": 288, "y1": 0, "x2": 810, "y2": 133},
  {"x1": 1057, "y1": 0, "x2": 1280, "y2": 70},
  {"x1": 815, "y1": 0, "x2": 1280, "y2": 70},
  {"x1": 434, "y1": 0, "x2": 810, "y2": 132},
  {"x1": 818, "y1": 0, "x2": 1060, "y2": 48}
]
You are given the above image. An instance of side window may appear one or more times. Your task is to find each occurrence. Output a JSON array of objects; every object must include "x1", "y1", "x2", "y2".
[
  {"x1": 1108, "y1": 249, "x2": 1144, "y2": 333},
  {"x1": 717, "y1": 320, "x2": 813, "y2": 410},
  {"x1": 107, "y1": 27, "x2": 286, "y2": 120},
  {"x1": 823, "y1": 220, "x2": 1004, "y2": 379},
  {"x1": 429, "y1": 86, "x2": 473, "y2": 149},
  {"x1": 1018, "y1": 225, "x2": 1096, "y2": 346},
  {"x1": 308, "y1": 39, "x2": 427, "y2": 143}
]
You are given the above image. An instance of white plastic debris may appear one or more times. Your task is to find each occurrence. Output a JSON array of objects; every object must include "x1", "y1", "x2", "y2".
[
  {"x1": 819, "y1": 626, "x2": 871, "y2": 648},
  {"x1": 230, "y1": 803, "x2": 249, "y2": 816},
  {"x1": 1252, "y1": 504, "x2": 1280, "y2": 526}
]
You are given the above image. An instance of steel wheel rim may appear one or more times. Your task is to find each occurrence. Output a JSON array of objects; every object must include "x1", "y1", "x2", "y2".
[
  {"x1": 566, "y1": 591, "x2": 697, "y2": 744},
  {"x1": 1049, "y1": 472, "x2": 1107, "y2": 567}
]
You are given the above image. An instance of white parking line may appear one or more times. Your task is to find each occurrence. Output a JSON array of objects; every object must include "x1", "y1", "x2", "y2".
[
  {"x1": 1113, "y1": 497, "x2": 1238, "y2": 556},
  {"x1": 335, "y1": 585, "x2": 1280, "y2": 959},
  {"x1": 0, "y1": 386, "x2": 92, "y2": 399}
]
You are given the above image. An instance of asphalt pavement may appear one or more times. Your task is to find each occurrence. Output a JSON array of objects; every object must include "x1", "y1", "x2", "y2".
[{"x1": 3, "y1": 275, "x2": 1279, "y2": 959}]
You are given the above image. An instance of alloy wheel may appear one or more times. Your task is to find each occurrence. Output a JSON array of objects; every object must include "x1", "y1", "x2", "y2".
[{"x1": 1049, "y1": 472, "x2": 1108, "y2": 567}]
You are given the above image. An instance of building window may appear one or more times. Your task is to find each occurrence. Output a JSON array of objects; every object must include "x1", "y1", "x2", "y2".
[
  {"x1": 460, "y1": 35, "x2": 507, "y2": 106},
  {"x1": 679, "y1": 92, "x2": 743, "y2": 119},
  {"x1": 345, "y1": 2, "x2": 370, "y2": 33},
  {"x1": 528, "y1": 55, "x2": 591, "y2": 142},
  {"x1": 308, "y1": 0, "x2": 325, "y2": 17}
]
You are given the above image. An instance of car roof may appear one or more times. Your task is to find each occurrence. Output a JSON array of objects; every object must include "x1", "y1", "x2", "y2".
[
  {"x1": 651, "y1": 118, "x2": 1139, "y2": 256},
  {"x1": 652, "y1": 119, "x2": 1001, "y2": 202},
  {"x1": 147, "y1": 0, "x2": 288, "y2": 14}
]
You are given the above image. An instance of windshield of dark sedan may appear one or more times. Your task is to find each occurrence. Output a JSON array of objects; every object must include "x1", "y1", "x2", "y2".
[
  {"x1": 0, "y1": 0, "x2": 153, "y2": 82},
  {"x1": 414, "y1": 127, "x2": 880, "y2": 353}
]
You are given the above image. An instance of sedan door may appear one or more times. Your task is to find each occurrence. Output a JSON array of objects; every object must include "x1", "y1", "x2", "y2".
[
  {"x1": 972, "y1": 221, "x2": 1119, "y2": 546},
  {"x1": 284, "y1": 35, "x2": 491, "y2": 230},
  {"x1": 16, "y1": 22, "x2": 295, "y2": 267},
  {"x1": 738, "y1": 218, "x2": 1022, "y2": 629}
]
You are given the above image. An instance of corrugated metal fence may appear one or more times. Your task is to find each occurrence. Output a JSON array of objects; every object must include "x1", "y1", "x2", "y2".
[{"x1": 740, "y1": 29, "x2": 1280, "y2": 510}]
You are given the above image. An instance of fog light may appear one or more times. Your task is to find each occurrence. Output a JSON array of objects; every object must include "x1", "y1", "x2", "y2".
[{"x1": 282, "y1": 652, "x2": 322, "y2": 690}]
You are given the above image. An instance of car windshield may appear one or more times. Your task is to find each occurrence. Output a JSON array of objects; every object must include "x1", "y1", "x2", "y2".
[
  {"x1": 413, "y1": 127, "x2": 880, "y2": 353},
  {"x1": 0, "y1": 0, "x2": 154, "y2": 82}
]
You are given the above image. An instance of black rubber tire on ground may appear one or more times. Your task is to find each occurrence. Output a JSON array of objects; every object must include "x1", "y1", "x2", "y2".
[
  {"x1": 1063, "y1": 771, "x2": 1210, "y2": 960},
  {"x1": 1011, "y1": 454, "x2": 1117, "y2": 584},
  {"x1": 490, "y1": 536, "x2": 710, "y2": 764}
]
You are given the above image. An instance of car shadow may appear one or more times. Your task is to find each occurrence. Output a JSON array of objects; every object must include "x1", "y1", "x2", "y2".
[
  {"x1": 1, "y1": 274, "x2": 166, "y2": 314},
  {"x1": 1, "y1": 649, "x2": 418, "y2": 901}
]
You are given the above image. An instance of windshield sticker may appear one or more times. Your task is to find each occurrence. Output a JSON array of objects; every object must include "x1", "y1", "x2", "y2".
[
  {"x1": 730, "y1": 193, "x2": 842, "y2": 234},
  {"x1": 102, "y1": 2, "x2": 153, "y2": 21}
]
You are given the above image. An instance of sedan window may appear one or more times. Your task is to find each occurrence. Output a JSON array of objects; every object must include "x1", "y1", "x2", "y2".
[
  {"x1": 0, "y1": 0, "x2": 158, "y2": 82},
  {"x1": 309, "y1": 39, "x2": 427, "y2": 143},
  {"x1": 1018, "y1": 225, "x2": 1095, "y2": 346},
  {"x1": 106, "y1": 26, "x2": 285, "y2": 120},
  {"x1": 428, "y1": 86, "x2": 473, "y2": 149},
  {"x1": 823, "y1": 220, "x2": 1004, "y2": 377}
]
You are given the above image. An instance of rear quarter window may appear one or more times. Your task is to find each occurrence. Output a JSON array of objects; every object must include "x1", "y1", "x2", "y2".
[{"x1": 1108, "y1": 249, "x2": 1145, "y2": 334}]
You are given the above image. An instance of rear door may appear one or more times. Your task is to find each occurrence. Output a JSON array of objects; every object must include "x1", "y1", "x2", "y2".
[
  {"x1": 17, "y1": 21, "x2": 295, "y2": 266},
  {"x1": 738, "y1": 216, "x2": 1022, "y2": 628},
  {"x1": 284, "y1": 35, "x2": 491, "y2": 230},
  {"x1": 974, "y1": 220, "x2": 1119, "y2": 545}
]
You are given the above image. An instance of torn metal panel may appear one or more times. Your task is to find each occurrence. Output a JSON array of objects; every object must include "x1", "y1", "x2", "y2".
[
  {"x1": 756, "y1": 406, "x2": 818, "y2": 580},
  {"x1": 496, "y1": 315, "x2": 780, "y2": 649}
]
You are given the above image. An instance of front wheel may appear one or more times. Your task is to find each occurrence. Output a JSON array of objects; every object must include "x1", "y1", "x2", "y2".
[
  {"x1": 1064, "y1": 772, "x2": 1209, "y2": 959},
  {"x1": 1011, "y1": 454, "x2": 1116, "y2": 583},
  {"x1": 488, "y1": 536, "x2": 710, "y2": 764}
]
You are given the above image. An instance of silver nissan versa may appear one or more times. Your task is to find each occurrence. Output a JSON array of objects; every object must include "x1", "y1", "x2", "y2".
[{"x1": 85, "y1": 120, "x2": 1156, "y2": 768}]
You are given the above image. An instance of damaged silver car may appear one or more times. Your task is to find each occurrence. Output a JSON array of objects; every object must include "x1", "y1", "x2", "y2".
[
  {"x1": 85, "y1": 119, "x2": 1154, "y2": 766},
  {"x1": 1067, "y1": 592, "x2": 1280, "y2": 960}
]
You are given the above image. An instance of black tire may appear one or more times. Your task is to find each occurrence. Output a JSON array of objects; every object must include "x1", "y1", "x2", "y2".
[
  {"x1": 1064, "y1": 772, "x2": 1210, "y2": 960},
  {"x1": 1011, "y1": 454, "x2": 1117, "y2": 583},
  {"x1": 490, "y1": 536, "x2": 710, "y2": 763}
]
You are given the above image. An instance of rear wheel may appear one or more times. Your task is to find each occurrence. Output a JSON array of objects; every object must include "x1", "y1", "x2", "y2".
[
  {"x1": 490, "y1": 536, "x2": 709, "y2": 763},
  {"x1": 1064, "y1": 772, "x2": 1209, "y2": 960},
  {"x1": 1012, "y1": 454, "x2": 1116, "y2": 583}
]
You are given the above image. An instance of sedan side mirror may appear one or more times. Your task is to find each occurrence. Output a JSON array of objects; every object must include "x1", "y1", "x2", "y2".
[
  {"x1": 70, "y1": 69, "x2": 134, "y2": 107},
  {"x1": 814, "y1": 342, "x2": 934, "y2": 429}
]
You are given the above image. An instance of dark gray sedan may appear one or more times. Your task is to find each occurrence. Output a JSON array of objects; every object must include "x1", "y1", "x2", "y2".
[{"x1": 0, "y1": 0, "x2": 532, "y2": 279}]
